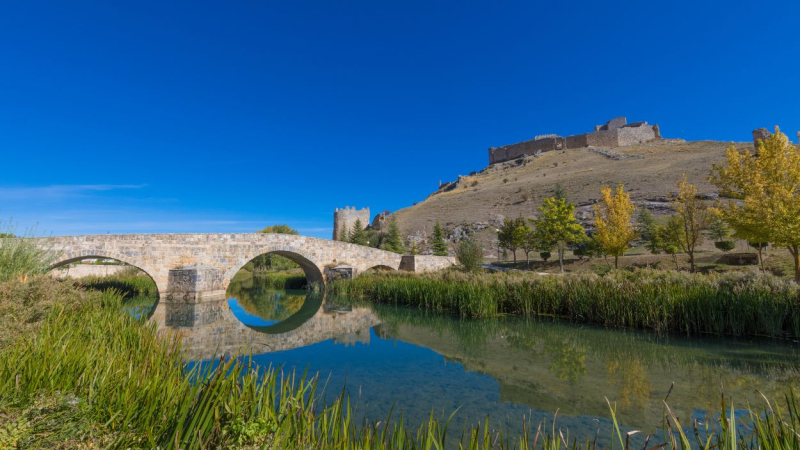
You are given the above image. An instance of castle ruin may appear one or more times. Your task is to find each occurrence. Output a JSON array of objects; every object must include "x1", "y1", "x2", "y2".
[
  {"x1": 488, "y1": 117, "x2": 662, "y2": 165},
  {"x1": 333, "y1": 206, "x2": 370, "y2": 240}
]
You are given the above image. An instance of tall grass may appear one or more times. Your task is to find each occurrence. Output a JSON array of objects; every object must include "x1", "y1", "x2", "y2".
[
  {"x1": 329, "y1": 269, "x2": 800, "y2": 339},
  {"x1": 0, "y1": 221, "x2": 58, "y2": 283},
  {"x1": 1, "y1": 277, "x2": 799, "y2": 448},
  {"x1": 254, "y1": 269, "x2": 308, "y2": 289}
]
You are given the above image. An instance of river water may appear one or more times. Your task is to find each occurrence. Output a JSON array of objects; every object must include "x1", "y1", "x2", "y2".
[{"x1": 138, "y1": 274, "x2": 800, "y2": 445}]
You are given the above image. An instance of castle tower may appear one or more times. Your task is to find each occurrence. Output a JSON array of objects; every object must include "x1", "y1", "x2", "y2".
[{"x1": 333, "y1": 206, "x2": 371, "y2": 240}]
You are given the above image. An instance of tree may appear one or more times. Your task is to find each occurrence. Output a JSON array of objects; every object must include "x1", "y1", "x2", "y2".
[
  {"x1": 498, "y1": 217, "x2": 526, "y2": 263},
  {"x1": 455, "y1": 239, "x2": 483, "y2": 272},
  {"x1": 381, "y1": 216, "x2": 405, "y2": 254},
  {"x1": 255, "y1": 224, "x2": 300, "y2": 270},
  {"x1": 709, "y1": 214, "x2": 730, "y2": 242},
  {"x1": 258, "y1": 224, "x2": 299, "y2": 235},
  {"x1": 533, "y1": 197, "x2": 587, "y2": 272},
  {"x1": 339, "y1": 224, "x2": 349, "y2": 242},
  {"x1": 517, "y1": 222, "x2": 535, "y2": 265},
  {"x1": 661, "y1": 216, "x2": 683, "y2": 270},
  {"x1": 431, "y1": 220, "x2": 449, "y2": 256},
  {"x1": 348, "y1": 219, "x2": 369, "y2": 246},
  {"x1": 671, "y1": 175, "x2": 712, "y2": 273},
  {"x1": 710, "y1": 128, "x2": 800, "y2": 280},
  {"x1": 593, "y1": 184, "x2": 636, "y2": 269},
  {"x1": 553, "y1": 183, "x2": 568, "y2": 200}
]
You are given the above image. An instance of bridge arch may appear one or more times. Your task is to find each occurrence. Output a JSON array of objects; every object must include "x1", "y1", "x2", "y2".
[
  {"x1": 224, "y1": 245, "x2": 325, "y2": 288},
  {"x1": 50, "y1": 252, "x2": 164, "y2": 293}
]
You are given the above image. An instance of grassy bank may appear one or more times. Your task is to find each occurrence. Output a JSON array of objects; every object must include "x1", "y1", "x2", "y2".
[
  {"x1": 329, "y1": 269, "x2": 800, "y2": 339},
  {"x1": 1, "y1": 277, "x2": 800, "y2": 448}
]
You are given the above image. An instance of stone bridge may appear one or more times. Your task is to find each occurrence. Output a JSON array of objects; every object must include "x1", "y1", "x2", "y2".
[{"x1": 39, "y1": 233, "x2": 454, "y2": 299}]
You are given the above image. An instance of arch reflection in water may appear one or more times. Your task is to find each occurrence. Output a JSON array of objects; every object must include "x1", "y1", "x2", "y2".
[{"x1": 148, "y1": 290, "x2": 379, "y2": 361}]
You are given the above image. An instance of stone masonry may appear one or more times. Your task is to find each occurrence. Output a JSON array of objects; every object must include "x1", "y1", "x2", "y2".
[
  {"x1": 149, "y1": 295, "x2": 381, "y2": 361},
  {"x1": 37, "y1": 233, "x2": 455, "y2": 297},
  {"x1": 333, "y1": 206, "x2": 370, "y2": 240},
  {"x1": 488, "y1": 117, "x2": 661, "y2": 165}
]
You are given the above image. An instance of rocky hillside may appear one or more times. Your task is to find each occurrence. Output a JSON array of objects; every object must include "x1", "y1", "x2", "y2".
[{"x1": 392, "y1": 140, "x2": 750, "y2": 253}]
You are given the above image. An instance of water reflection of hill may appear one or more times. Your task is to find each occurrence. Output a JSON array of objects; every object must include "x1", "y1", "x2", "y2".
[{"x1": 372, "y1": 305, "x2": 800, "y2": 431}]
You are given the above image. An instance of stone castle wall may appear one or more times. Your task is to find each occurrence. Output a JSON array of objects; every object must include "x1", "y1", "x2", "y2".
[
  {"x1": 488, "y1": 117, "x2": 660, "y2": 165},
  {"x1": 333, "y1": 206, "x2": 370, "y2": 240}
]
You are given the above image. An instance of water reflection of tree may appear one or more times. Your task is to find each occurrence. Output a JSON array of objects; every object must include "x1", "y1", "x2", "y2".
[
  {"x1": 371, "y1": 304, "x2": 800, "y2": 425},
  {"x1": 546, "y1": 340, "x2": 588, "y2": 383},
  {"x1": 227, "y1": 274, "x2": 306, "y2": 322}
]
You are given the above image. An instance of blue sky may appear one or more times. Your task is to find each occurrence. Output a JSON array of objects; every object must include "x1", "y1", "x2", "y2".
[{"x1": 2, "y1": 1, "x2": 799, "y2": 238}]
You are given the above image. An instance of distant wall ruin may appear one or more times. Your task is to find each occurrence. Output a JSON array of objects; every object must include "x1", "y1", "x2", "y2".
[
  {"x1": 333, "y1": 206, "x2": 371, "y2": 240},
  {"x1": 488, "y1": 117, "x2": 661, "y2": 165}
]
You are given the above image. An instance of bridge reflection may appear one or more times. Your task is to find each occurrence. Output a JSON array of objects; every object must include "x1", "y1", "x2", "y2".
[{"x1": 149, "y1": 292, "x2": 380, "y2": 361}]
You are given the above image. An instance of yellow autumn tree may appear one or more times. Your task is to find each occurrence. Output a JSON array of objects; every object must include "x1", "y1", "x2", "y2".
[
  {"x1": 710, "y1": 127, "x2": 800, "y2": 280},
  {"x1": 593, "y1": 184, "x2": 636, "y2": 268}
]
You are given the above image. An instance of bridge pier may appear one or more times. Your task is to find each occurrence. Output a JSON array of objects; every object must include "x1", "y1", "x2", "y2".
[{"x1": 165, "y1": 265, "x2": 226, "y2": 303}]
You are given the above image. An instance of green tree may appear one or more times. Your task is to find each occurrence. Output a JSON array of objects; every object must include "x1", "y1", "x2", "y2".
[
  {"x1": 661, "y1": 216, "x2": 684, "y2": 270},
  {"x1": 533, "y1": 197, "x2": 587, "y2": 272},
  {"x1": 255, "y1": 224, "x2": 300, "y2": 270},
  {"x1": 258, "y1": 224, "x2": 298, "y2": 235},
  {"x1": 455, "y1": 239, "x2": 483, "y2": 272},
  {"x1": 498, "y1": 217, "x2": 526, "y2": 263},
  {"x1": 338, "y1": 224, "x2": 349, "y2": 242},
  {"x1": 348, "y1": 219, "x2": 369, "y2": 246},
  {"x1": 516, "y1": 221, "x2": 535, "y2": 265},
  {"x1": 381, "y1": 216, "x2": 405, "y2": 254},
  {"x1": 709, "y1": 214, "x2": 730, "y2": 242},
  {"x1": 431, "y1": 221, "x2": 449, "y2": 256}
]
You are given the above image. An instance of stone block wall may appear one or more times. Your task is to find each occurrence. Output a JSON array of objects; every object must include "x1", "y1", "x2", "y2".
[
  {"x1": 488, "y1": 136, "x2": 566, "y2": 165},
  {"x1": 488, "y1": 117, "x2": 662, "y2": 165},
  {"x1": 617, "y1": 123, "x2": 658, "y2": 146}
]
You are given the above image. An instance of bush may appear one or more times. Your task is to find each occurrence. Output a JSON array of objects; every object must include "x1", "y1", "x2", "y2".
[
  {"x1": 455, "y1": 240, "x2": 483, "y2": 272},
  {"x1": 715, "y1": 240, "x2": 737, "y2": 252},
  {"x1": 539, "y1": 251, "x2": 551, "y2": 262}
]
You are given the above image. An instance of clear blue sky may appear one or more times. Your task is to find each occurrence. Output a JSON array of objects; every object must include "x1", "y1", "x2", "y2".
[{"x1": 2, "y1": 1, "x2": 799, "y2": 238}]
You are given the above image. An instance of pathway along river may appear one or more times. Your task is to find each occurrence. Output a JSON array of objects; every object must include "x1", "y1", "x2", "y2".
[{"x1": 136, "y1": 274, "x2": 800, "y2": 446}]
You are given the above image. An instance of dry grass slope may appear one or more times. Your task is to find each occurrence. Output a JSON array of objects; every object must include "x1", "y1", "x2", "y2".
[{"x1": 393, "y1": 140, "x2": 748, "y2": 241}]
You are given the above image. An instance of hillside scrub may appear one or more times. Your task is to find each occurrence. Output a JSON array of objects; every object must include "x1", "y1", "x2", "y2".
[{"x1": 328, "y1": 269, "x2": 800, "y2": 339}]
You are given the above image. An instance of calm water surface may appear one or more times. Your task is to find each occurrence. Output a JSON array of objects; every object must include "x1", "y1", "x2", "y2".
[{"x1": 143, "y1": 274, "x2": 800, "y2": 444}]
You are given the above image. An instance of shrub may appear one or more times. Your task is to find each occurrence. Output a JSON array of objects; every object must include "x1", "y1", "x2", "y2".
[
  {"x1": 715, "y1": 240, "x2": 737, "y2": 252},
  {"x1": 455, "y1": 240, "x2": 483, "y2": 272}
]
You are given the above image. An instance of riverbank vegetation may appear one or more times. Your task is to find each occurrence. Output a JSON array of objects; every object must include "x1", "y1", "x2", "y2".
[
  {"x1": 330, "y1": 269, "x2": 800, "y2": 339},
  {"x1": 1, "y1": 275, "x2": 799, "y2": 448}
]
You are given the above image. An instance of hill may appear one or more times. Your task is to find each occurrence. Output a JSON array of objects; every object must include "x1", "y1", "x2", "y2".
[{"x1": 392, "y1": 139, "x2": 751, "y2": 253}]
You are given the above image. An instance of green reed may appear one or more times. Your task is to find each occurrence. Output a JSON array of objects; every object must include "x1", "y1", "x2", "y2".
[
  {"x1": 0, "y1": 221, "x2": 57, "y2": 283},
  {"x1": 1, "y1": 277, "x2": 799, "y2": 448},
  {"x1": 329, "y1": 269, "x2": 800, "y2": 339},
  {"x1": 254, "y1": 269, "x2": 309, "y2": 289}
]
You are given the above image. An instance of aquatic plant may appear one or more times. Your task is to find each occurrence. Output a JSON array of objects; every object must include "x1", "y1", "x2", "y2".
[
  {"x1": 1, "y1": 276, "x2": 799, "y2": 448},
  {"x1": 330, "y1": 269, "x2": 800, "y2": 339}
]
